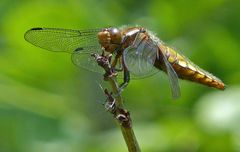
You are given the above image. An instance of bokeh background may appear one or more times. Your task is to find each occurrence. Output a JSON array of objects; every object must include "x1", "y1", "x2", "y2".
[{"x1": 0, "y1": 0, "x2": 240, "y2": 151}]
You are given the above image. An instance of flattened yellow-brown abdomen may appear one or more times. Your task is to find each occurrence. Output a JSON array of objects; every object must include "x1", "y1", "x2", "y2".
[{"x1": 156, "y1": 45, "x2": 225, "y2": 90}]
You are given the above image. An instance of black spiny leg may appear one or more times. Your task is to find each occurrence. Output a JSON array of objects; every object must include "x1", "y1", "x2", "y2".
[{"x1": 119, "y1": 68, "x2": 130, "y2": 93}]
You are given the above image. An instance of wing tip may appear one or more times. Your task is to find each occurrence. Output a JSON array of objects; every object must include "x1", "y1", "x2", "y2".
[{"x1": 24, "y1": 27, "x2": 43, "y2": 42}]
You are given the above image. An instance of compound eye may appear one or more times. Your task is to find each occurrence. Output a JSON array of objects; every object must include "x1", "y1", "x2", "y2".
[{"x1": 110, "y1": 28, "x2": 122, "y2": 44}]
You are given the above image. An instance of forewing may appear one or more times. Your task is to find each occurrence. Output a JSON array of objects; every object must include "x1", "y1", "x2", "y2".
[
  {"x1": 159, "y1": 46, "x2": 181, "y2": 99},
  {"x1": 24, "y1": 27, "x2": 101, "y2": 53},
  {"x1": 123, "y1": 34, "x2": 159, "y2": 78}
]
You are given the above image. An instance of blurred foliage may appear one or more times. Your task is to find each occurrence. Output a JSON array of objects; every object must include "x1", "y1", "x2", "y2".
[{"x1": 0, "y1": 0, "x2": 240, "y2": 151}]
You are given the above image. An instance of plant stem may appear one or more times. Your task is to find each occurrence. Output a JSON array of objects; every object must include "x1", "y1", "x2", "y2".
[
  {"x1": 93, "y1": 53, "x2": 141, "y2": 152},
  {"x1": 108, "y1": 78, "x2": 141, "y2": 152}
]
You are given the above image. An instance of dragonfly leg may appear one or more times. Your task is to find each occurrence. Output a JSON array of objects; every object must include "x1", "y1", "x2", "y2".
[{"x1": 119, "y1": 68, "x2": 130, "y2": 93}]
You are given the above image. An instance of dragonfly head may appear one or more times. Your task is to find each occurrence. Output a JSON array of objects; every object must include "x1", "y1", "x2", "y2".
[{"x1": 98, "y1": 28, "x2": 122, "y2": 53}]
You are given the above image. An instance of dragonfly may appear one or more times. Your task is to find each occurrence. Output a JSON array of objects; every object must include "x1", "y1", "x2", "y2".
[{"x1": 24, "y1": 26, "x2": 225, "y2": 98}]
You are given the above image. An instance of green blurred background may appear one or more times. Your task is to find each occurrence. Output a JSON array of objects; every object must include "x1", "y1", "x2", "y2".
[{"x1": 0, "y1": 0, "x2": 240, "y2": 151}]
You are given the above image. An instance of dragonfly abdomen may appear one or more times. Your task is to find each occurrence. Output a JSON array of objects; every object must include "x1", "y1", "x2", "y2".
[
  {"x1": 172, "y1": 59, "x2": 225, "y2": 90},
  {"x1": 156, "y1": 45, "x2": 225, "y2": 90}
]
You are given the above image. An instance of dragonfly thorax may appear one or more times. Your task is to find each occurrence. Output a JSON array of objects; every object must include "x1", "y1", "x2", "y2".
[{"x1": 98, "y1": 28, "x2": 122, "y2": 53}]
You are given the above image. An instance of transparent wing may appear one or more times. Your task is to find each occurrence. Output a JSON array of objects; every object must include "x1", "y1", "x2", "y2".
[
  {"x1": 24, "y1": 27, "x2": 101, "y2": 53},
  {"x1": 159, "y1": 46, "x2": 181, "y2": 99},
  {"x1": 71, "y1": 46, "x2": 104, "y2": 73},
  {"x1": 123, "y1": 33, "x2": 159, "y2": 78},
  {"x1": 25, "y1": 27, "x2": 105, "y2": 73}
]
